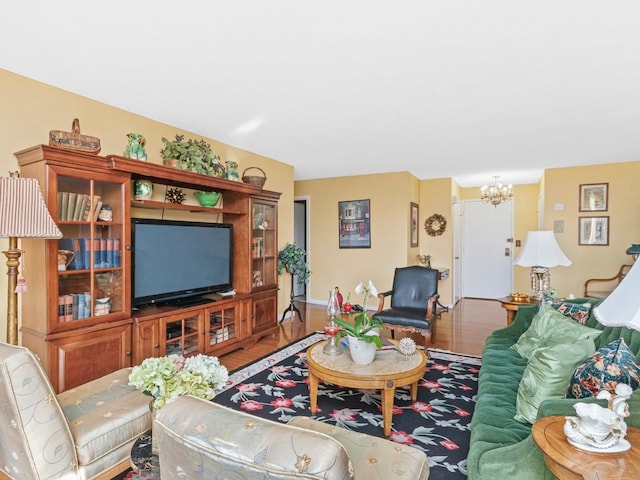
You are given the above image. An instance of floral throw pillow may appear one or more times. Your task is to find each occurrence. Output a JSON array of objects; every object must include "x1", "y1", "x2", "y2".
[
  {"x1": 544, "y1": 298, "x2": 593, "y2": 325},
  {"x1": 566, "y1": 338, "x2": 640, "y2": 398}
]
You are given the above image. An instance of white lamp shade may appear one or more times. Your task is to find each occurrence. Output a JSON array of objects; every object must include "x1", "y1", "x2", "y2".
[
  {"x1": 593, "y1": 261, "x2": 640, "y2": 331},
  {"x1": 514, "y1": 231, "x2": 571, "y2": 267},
  {"x1": 0, "y1": 176, "x2": 61, "y2": 239}
]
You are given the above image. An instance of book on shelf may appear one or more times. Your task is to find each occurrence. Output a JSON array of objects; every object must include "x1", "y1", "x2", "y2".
[
  {"x1": 66, "y1": 193, "x2": 77, "y2": 221},
  {"x1": 82, "y1": 195, "x2": 93, "y2": 221},
  {"x1": 58, "y1": 296, "x2": 65, "y2": 322},
  {"x1": 113, "y1": 238, "x2": 121, "y2": 267},
  {"x1": 59, "y1": 192, "x2": 69, "y2": 220},
  {"x1": 93, "y1": 196, "x2": 103, "y2": 222},
  {"x1": 72, "y1": 194, "x2": 85, "y2": 221},
  {"x1": 64, "y1": 295, "x2": 73, "y2": 321}
]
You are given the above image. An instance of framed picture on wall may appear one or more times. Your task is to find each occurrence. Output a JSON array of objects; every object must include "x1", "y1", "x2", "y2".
[
  {"x1": 579, "y1": 216, "x2": 609, "y2": 245},
  {"x1": 579, "y1": 183, "x2": 608, "y2": 212},
  {"x1": 410, "y1": 202, "x2": 419, "y2": 247},
  {"x1": 338, "y1": 199, "x2": 371, "y2": 248}
]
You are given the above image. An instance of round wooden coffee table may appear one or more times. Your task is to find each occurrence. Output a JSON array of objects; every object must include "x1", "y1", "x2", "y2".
[
  {"x1": 532, "y1": 415, "x2": 640, "y2": 480},
  {"x1": 306, "y1": 341, "x2": 427, "y2": 437}
]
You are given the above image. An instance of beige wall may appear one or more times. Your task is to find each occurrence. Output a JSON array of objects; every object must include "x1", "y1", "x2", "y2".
[
  {"x1": 294, "y1": 172, "x2": 420, "y2": 310},
  {"x1": 0, "y1": 69, "x2": 294, "y2": 343},
  {"x1": 542, "y1": 161, "x2": 640, "y2": 297}
]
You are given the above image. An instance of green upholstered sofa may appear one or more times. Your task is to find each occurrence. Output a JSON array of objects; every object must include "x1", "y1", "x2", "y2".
[{"x1": 467, "y1": 299, "x2": 640, "y2": 480}]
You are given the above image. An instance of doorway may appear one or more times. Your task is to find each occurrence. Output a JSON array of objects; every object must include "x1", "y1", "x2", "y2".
[
  {"x1": 293, "y1": 197, "x2": 309, "y2": 299},
  {"x1": 461, "y1": 199, "x2": 514, "y2": 299}
]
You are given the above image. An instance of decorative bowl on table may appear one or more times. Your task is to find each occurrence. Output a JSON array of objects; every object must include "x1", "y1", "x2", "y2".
[
  {"x1": 510, "y1": 293, "x2": 530, "y2": 303},
  {"x1": 194, "y1": 191, "x2": 221, "y2": 207}
]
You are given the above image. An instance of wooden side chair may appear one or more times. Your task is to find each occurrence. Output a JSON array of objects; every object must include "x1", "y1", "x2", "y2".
[
  {"x1": 584, "y1": 264, "x2": 633, "y2": 298},
  {"x1": 372, "y1": 266, "x2": 439, "y2": 348}
]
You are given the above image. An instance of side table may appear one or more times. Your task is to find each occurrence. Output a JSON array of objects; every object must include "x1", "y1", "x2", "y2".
[
  {"x1": 532, "y1": 415, "x2": 640, "y2": 480},
  {"x1": 497, "y1": 296, "x2": 537, "y2": 325},
  {"x1": 307, "y1": 340, "x2": 427, "y2": 437}
]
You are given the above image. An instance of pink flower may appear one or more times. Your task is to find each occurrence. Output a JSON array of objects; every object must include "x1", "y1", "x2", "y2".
[
  {"x1": 422, "y1": 380, "x2": 441, "y2": 390},
  {"x1": 236, "y1": 383, "x2": 261, "y2": 393},
  {"x1": 276, "y1": 379, "x2": 296, "y2": 388},
  {"x1": 455, "y1": 408, "x2": 470, "y2": 417},
  {"x1": 241, "y1": 400, "x2": 263, "y2": 412},
  {"x1": 441, "y1": 440, "x2": 459, "y2": 450},
  {"x1": 389, "y1": 431, "x2": 414, "y2": 444},
  {"x1": 269, "y1": 366, "x2": 290, "y2": 375},
  {"x1": 430, "y1": 363, "x2": 451, "y2": 372},
  {"x1": 270, "y1": 398, "x2": 293, "y2": 409},
  {"x1": 330, "y1": 408, "x2": 358, "y2": 422},
  {"x1": 410, "y1": 402, "x2": 433, "y2": 413}
]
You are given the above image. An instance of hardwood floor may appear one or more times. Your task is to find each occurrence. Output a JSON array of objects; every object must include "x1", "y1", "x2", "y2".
[{"x1": 219, "y1": 298, "x2": 507, "y2": 372}]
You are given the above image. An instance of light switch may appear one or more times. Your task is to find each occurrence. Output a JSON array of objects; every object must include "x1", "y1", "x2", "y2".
[{"x1": 554, "y1": 203, "x2": 564, "y2": 211}]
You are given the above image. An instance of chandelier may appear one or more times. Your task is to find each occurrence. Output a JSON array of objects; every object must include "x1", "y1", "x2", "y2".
[{"x1": 480, "y1": 176, "x2": 513, "y2": 207}]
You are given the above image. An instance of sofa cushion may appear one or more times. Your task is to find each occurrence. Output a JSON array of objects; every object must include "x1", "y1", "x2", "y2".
[
  {"x1": 514, "y1": 337, "x2": 596, "y2": 424},
  {"x1": 566, "y1": 338, "x2": 640, "y2": 399},
  {"x1": 545, "y1": 298, "x2": 594, "y2": 325},
  {"x1": 512, "y1": 302, "x2": 601, "y2": 359},
  {"x1": 155, "y1": 396, "x2": 355, "y2": 480},
  {"x1": 58, "y1": 367, "x2": 152, "y2": 466}
]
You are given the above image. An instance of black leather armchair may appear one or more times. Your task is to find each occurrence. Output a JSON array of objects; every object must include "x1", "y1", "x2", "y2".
[{"x1": 372, "y1": 266, "x2": 439, "y2": 348}]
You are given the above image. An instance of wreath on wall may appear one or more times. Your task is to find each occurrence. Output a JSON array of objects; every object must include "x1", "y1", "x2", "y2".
[{"x1": 424, "y1": 213, "x2": 447, "y2": 237}]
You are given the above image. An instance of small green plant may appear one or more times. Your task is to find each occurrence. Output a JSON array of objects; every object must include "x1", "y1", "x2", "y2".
[
  {"x1": 277, "y1": 243, "x2": 311, "y2": 285},
  {"x1": 331, "y1": 281, "x2": 383, "y2": 347},
  {"x1": 160, "y1": 134, "x2": 225, "y2": 177}
]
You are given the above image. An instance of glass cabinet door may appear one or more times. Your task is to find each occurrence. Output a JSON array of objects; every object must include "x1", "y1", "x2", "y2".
[
  {"x1": 53, "y1": 167, "x2": 128, "y2": 328},
  {"x1": 205, "y1": 305, "x2": 237, "y2": 352},
  {"x1": 251, "y1": 199, "x2": 277, "y2": 290},
  {"x1": 163, "y1": 313, "x2": 202, "y2": 356}
]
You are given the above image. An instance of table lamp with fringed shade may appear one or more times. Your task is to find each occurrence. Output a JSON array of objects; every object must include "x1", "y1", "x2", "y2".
[
  {"x1": 514, "y1": 231, "x2": 572, "y2": 300},
  {"x1": 593, "y1": 261, "x2": 640, "y2": 331},
  {"x1": 1, "y1": 173, "x2": 62, "y2": 345}
]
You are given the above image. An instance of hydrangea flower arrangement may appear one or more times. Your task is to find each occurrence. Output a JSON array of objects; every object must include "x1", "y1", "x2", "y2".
[{"x1": 129, "y1": 354, "x2": 228, "y2": 409}]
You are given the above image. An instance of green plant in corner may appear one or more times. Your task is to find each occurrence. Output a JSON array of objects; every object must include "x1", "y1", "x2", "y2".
[
  {"x1": 277, "y1": 243, "x2": 311, "y2": 284},
  {"x1": 332, "y1": 281, "x2": 383, "y2": 347},
  {"x1": 160, "y1": 134, "x2": 225, "y2": 177}
]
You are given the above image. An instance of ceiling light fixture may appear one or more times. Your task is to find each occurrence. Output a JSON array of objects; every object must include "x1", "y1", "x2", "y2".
[{"x1": 480, "y1": 176, "x2": 513, "y2": 207}]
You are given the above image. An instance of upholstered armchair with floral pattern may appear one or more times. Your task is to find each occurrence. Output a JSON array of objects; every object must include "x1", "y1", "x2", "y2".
[
  {"x1": 155, "y1": 395, "x2": 430, "y2": 480},
  {"x1": 0, "y1": 342, "x2": 151, "y2": 480}
]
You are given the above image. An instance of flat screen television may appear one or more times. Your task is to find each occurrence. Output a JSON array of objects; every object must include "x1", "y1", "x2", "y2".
[{"x1": 131, "y1": 218, "x2": 233, "y2": 309}]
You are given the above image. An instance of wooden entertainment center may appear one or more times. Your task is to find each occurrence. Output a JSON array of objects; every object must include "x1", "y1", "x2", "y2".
[{"x1": 16, "y1": 145, "x2": 280, "y2": 393}]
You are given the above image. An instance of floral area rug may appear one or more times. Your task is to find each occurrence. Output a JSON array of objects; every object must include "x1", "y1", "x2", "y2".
[{"x1": 214, "y1": 333, "x2": 481, "y2": 480}]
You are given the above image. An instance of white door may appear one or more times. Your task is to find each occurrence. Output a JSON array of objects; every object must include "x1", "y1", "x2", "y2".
[
  {"x1": 453, "y1": 200, "x2": 462, "y2": 305},
  {"x1": 461, "y1": 199, "x2": 514, "y2": 298}
]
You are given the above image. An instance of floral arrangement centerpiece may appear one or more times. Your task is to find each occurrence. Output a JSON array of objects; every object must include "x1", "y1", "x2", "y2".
[
  {"x1": 129, "y1": 354, "x2": 229, "y2": 411},
  {"x1": 331, "y1": 281, "x2": 383, "y2": 348}
]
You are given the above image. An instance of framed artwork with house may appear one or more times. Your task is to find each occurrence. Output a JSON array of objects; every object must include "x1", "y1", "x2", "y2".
[{"x1": 338, "y1": 199, "x2": 371, "y2": 248}]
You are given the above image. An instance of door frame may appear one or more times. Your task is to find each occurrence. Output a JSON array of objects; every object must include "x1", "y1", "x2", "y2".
[{"x1": 293, "y1": 195, "x2": 310, "y2": 300}]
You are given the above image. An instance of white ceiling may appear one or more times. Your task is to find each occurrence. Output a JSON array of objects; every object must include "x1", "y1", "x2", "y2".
[{"x1": 2, "y1": 1, "x2": 640, "y2": 187}]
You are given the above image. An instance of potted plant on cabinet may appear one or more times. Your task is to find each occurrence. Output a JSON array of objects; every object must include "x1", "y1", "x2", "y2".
[
  {"x1": 160, "y1": 134, "x2": 225, "y2": 177},
  {"x1": 277, "y1": 243, "x2": 311, "y2": 324}
]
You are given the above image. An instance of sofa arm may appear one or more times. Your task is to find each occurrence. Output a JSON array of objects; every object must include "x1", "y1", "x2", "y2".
[
  {"x1": 155, "y1": 396, "x2": 354, "y2": 480},
  {"x1": 537, "y1": 388, "x2": 640, "y2": 429}
]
